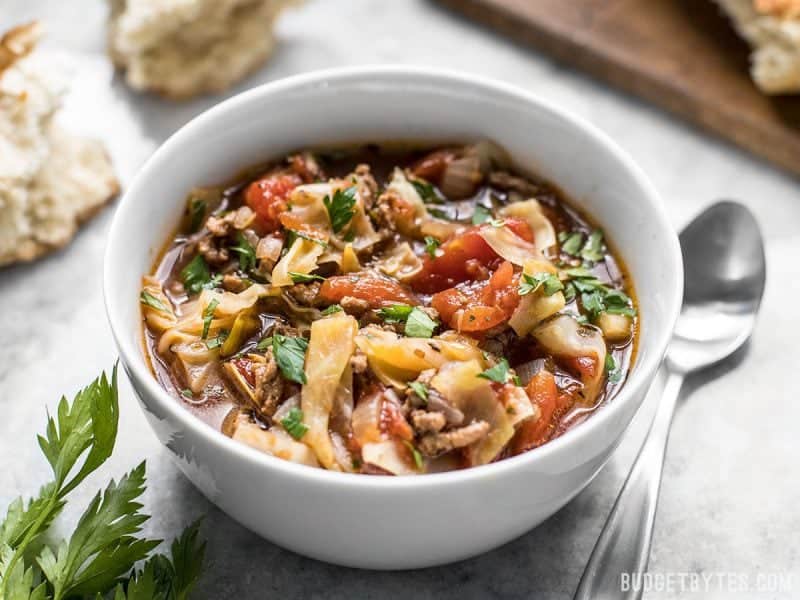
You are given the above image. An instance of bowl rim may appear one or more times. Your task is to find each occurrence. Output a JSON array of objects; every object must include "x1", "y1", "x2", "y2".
[{"x1": 104, "y1": 64, "x2": 683, "y2": 489}]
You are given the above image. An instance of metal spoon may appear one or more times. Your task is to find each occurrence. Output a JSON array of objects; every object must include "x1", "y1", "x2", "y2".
[{"x1": 574, "y1": 201, "x2": 766, "y2": 600}]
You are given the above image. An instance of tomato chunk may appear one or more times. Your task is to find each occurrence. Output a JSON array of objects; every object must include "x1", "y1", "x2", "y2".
[
  {"x1": 244, "y1": 173, "x2": 301, "y2": 232},
  {"x1": 431, "y1": 261, "x2": 520, "y2": 333},
  {"x1": 319, "y1": 274, "x2": 418, "y2": 308},
  {"x1": 411, "y1": 219, "x2": 533, "y2": 293},
  {"x1": 512, "y1": 370, "x2": 559, "y2": 453}
]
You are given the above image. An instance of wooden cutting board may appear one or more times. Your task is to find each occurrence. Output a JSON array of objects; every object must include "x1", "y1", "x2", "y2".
[{"x1": 434, "y1": 0, "x2": 800, "y2": 177}]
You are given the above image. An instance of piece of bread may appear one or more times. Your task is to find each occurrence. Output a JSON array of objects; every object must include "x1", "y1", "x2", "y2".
[
  {"x1": 0, "y1": 23, "x2": 119, "y2": 267},
  {"x1": 714, "y1": 0, "x2": 800, "y2": 94},
  {"x1": 107, "y1": 0, "x2": 297, "y2": 100}
]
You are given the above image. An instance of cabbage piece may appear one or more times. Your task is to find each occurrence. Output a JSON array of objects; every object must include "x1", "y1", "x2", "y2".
[
  {"x1": 501, "y1": 384, "x2": 538, "y2": 428},
  {"x1": 173, "y1": 341, "x2": 223, "y2": 394},
  {"x1": 362, "y1": 440, "x2": 418, "y2": 475},
  {"x1": 532, "y1": 314, "x2": 607, "y2": 406},
  {"x1": 377, "y1": 241, "x2": 423, "y2": 281},
  {"x1": 431, "y1": 360, "x2": 514, "y2": 466},
  {"x1": 352, "y1": 388, "x2": 384, "y2": 447},
  {"x1": 230, "y1": 415, "x2": 319, "y2": 468},
  {"x1": 140, "y1": 276, "x2": 177, "y2": 333},
  {"x1": 509, "y1": 259, "x2": 565, "y2": 336},
  {"x1": 354, "y1": 326, "x2": 485, "y2": 389},
  {"x1": 286, "y1": 183, "x2": 332, "y2": 230},
  {"x1": 301, "y1": 314, "x2": 358, "y2": 470},
  {"x1": 499, "y1": 199, "x2": 557, "y2": 254},
  {"x1": 271, "y1": 237, "x2": 325, "y2": 287},
  {"x1": 385, "y1": 168, "x2": 427, "y2": 236},
  {"x1": 479, "y1": 222, "x2": 542, "y2": 265},
  {"x1": 341, "y1": 243, "x2": 361, "y2": 273}
]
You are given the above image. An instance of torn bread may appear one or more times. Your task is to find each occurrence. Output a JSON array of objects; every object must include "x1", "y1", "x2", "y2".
[
  {"x1": 715, "y1": 0, "x2": 800, "y2": 93},
  {"x1": 107, "y1": 0, "x2": 297, "y2": 99},
  {"x1": 0, "y1": 23, "x2": 119, "y2": 267}
]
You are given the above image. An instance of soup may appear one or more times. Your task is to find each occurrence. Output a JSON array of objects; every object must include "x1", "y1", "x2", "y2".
[{"x1": 140, "y1": 142, "x2": 637, "y2": 474}]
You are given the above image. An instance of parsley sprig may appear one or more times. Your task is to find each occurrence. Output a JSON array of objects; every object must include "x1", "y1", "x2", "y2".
[
  {"x1": 377, "y1": 305, "x2": 438, "y2": 338},
  {"x1": 0, "y1": 368, "x2": 206, "y2": 600},
  {"x1": 280, "y1": 408, "x2": 308, "y2": 440},
  {"x1": 229, "y1": 232, "x2": 256, "y2": 273},
  {"x1": 323, "y1": 186, "x2": 357, "y2": 234},
  {"x1": 271, "y1": 334, "x2": 309, "y2": 384},
  {"x1": 519, "y1": 272, "x2": 564, "y2": 297},
  {"x1": 562, "y1": 268, "x2": 636, "y2": 321}
]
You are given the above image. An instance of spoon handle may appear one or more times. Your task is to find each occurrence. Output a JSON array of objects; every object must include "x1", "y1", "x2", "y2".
[{"x1": 573, "y1": 368, "x2": 684, "y2": 600}]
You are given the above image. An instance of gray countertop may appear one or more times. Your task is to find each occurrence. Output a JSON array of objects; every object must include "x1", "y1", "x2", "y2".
[{"x1": 1, "y1": 1, "x2": 798, "y2": 598}]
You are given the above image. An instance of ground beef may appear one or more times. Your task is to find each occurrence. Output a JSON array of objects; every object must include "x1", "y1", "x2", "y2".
[
  {"x1": 197, "y1": 237, "x2": 230, "y2": 266},
  {"x1": 285, "y1": 282, "x2": 321, "y2": 307},
  {"x1": 488, "y1": 170, "x2": 542, "y2": 197},
  {"x1": 350, "y1": 349, "x2": 368, "y2": 374},
  {"x1": 222, "y1": 273, "x2": 248, "y2": 293},
  {"x1": 340, "y1": 295, "x2": 370, "y2": 316},
  {"x1": 253, "y1": 348, "x2": 284, "y2": 419},
  {"x1": 410, "y1": 409, "x2": 446, "y2": 434},
  {"x1": 418, "y1": 421, "x2": 490, "y2": 457}
]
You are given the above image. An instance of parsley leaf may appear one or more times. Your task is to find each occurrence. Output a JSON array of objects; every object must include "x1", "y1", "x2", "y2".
[
  {"x1": 560, "y1": 232, "x2": 583, "y2": 256},
  {"x1": 404, "y1": 308, "x2": 438, "y2": 338},
  {"x1": 180, "y1": 389, "x2": 193, "y2": 399},
  {"x1": 187, "y1": 197, "x2": 207, "y2": 233},
  {"x1": 230, "y1": 232, "x2": 256, "y2": 273},
  {"x1": 140, "y1": 291, "x2": 168, "y2": 312},
  {"x1": 411, "y1": 179, "x2": 438, "y2": 202},
  {"x1": 605, "y1": 354, "x2": 624, "y2": 383},
  {"x1": 321, "y1": 304, "x2": 343, "y2": 316},
  {"x1": 272, "y1": 334, "x2": 309, "y2": 384},
  {"x1": 201, "y1": 299, "x2": 218, "y2": 340},
  {"x1": 427, "y1": 207, "x2": 452, "y2": 221},
  {"x1": 289, "y1": 272, "x2": 325, "y2": 284},
  {"x1": 377, "y1": 304, "x2": 414, "y2": 324},
  {"x1": 323, "y1": 186, "x2": 358, "y2": 233},
  {"x1": 519, "y1": 272, "x2": 564, "y2": 296},
  {"x1": 280, "y1": 408, "x2": 308, "y2": 440},
  {"x1": 562, "y1": 269, "x2": 636, "y2": 321},
  {"x1": 285, "y1": 228, "x2": 328, "y2": 249},
  {"x1": 408, "y1": 381, "x2": 428, "y2": 403},
  {"x1": 205, "y1": 330, "x2": 229, "y2": 350},
  {"x1": 403, "y1": 441, "x2": 424, "y2": 470},
  {"x1": 580, "y1": 229, "x2": 605, "y2": 263},
  {"x1": 179, "y1": 255, "x2": 211, "y2": 295},
  {"x1": 478, "y1": 358, "x2": 513, "y2": 384},
  {"x1": 472, "y1": 204, "x2": 492, "y2": 225},
  {"x1": 255, "y1": 336, "x2": 273, "y2": 352},
  {"x1": 424, "y1": 236, "x2": 440, "y2": 258}
]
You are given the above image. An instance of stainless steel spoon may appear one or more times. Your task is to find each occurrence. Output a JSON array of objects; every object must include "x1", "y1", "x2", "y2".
[{"x1": 574, "y1": 201, "x2": 766, "y2": 600}]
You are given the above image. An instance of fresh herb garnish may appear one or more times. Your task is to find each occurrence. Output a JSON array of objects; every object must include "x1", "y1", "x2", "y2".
[
  {"x1": 188, "y1": 197, "x2": 207, "y2": 233},
  {"x1": 411, "y1": 179, "x2": 437, "y2": 202},
  {"x1": 205, "y1": 329, "x2": 229, "y2": 350},
  {"x1": 285, "y1": 228, "x2": 329, "y2": 249},
  {"x1": 377, "y1": 304, "x2": 414, "y2": 324},
  {"x1": 408, "y1": 381, "x2": 429, "y2": 403},
  {"x1": 405, "y1": 308, "x2": 438, "y2": 338},
  {"x1": 605, "y1": 354, "x2": 624, "y2": 383},
  {"x1": 181, "y1": 388, "x2": 194, "y2": 399},
  {"x1": 272, "y1": 334, "x2": 309, "y2": 384},
  {"x1": 563, "y1": 281, "x2": 577, "y2": 302},
  {"x1": 323, "y1": 186, "x2": 358, "y2": 234},
  {"x1": 180, "y1": 255, "x2": 211, "y2": 295},
  {"x1": 140, "y1": 290, "x2": 168, "y2": 312},
  {"x1": 0, "y1": 367, "x2": 206, "y2": 600},
  {"x1": 280, "y1": 407, "x2": 308, "y2": 440},
  {"x1": 289, "y1": 272, "x2": 326, "y2": 284},
  {"x1": 424, "y1": 236, "x2": 440, "y2": 258},
  {"x1": 560, "y1": 231, "x2": 583, "y2": 256},
  {"x1": 580, "y1": 229, "x2": 605, "y2": 263},
  {"x1": 427, "y1": 207, "x2": 452, "y2": 221},
  {"x1": 562, "y1": 269, "x2": 636, "y2": 321},
  {"x1": 519, "y1": 272, "x2": 564, "y2": 296},
  {"x1": 478, "y1": 358, "x2": 513, "y2": 384},
  {"x1": 472, "y1": 204, "x2": 492, "y2": 225},
  {"x1": 513, "y1": 374, "x2": 523, "y2": 386},
  {"x1": 201, "y1": 298, "x2": 219, "y2": 340},
  {"x1": 321, "y1": 304, "x2": 343, "y2": 315},
  {"x1": 255, "y1": 335, "x2": 273, "y2": 351},
  {"x1": 230, "y1": 232, "x2": 256, "y2": 272},
  {"x1": 403, "y1": 441, "x2": 424, "y2": 470}
]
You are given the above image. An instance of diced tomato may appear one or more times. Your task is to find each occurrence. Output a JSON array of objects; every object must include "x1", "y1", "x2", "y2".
[
  {"x1": 512, "y1": 370, "x2": 559, "y2": 453},
  {"x1": 244, "y1": 173, "x2": 301, "y2": 232},
  {"x1": 411, "y1": 149, "x2": 456, "y2": 181},
  {"x1": 318, "y1": 274, "x2": 418, "y2": 308},
  {"x1": 232, "y1": 357, "x2": 256, "y2": 387},
  {"x1": 431, "y1": 261, "x2": 520, "y2": 333},
  {"x1": 381, "y1": 399, "x2": 413, "y2": 442},
  {"x1": 410, "y1": 219, "x2": 533, "y2": 293},
  {"x1": 564, "y1": 356, "x2": 599, "y2": 381}
]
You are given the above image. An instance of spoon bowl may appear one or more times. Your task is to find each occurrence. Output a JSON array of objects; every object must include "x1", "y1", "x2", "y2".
[{"x1": 668, "y1": 201, "x2": 766, "y2": 374}]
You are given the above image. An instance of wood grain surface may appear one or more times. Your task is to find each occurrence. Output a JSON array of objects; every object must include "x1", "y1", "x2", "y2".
[{"x1": 435, "y1": 0, "x2": 800, "y2": 177}]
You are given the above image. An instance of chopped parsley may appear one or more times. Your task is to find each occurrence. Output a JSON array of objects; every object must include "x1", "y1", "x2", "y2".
[
  {"x1": 321, "y1": 304, "x2": 343, "y2": 315},
  {"x1": 187, "y1": 196, "x2": 207, "y2": 232},
  {"x1": 472, "y1": 204, "x2": 492, "y2": 225},
  {"x1": 180, "y1": 254, "x2": 211, "y2": 295},
  {"x1": 230, "y1": 232, "x2": 256, "y2": 272},
  {"x1": 281, "y1": 407, "x2": 309, "y2": 440},
  {"x1": 411, "y1": 179, "x2": 438, "y2": 202},
  {"x1": 205, "y1": 329, "x2": 229, "y2": 350},
  {"x1": 562, "y1": 269, "x2": 636, "y2": 320},
  {"x1": 605, "y1": 354, "x2": 623, "y2": 383},
  {"x1": 424, "y1": 236, "x2": 440, "y2": 258},
  {"x1": 427, "y1": 207, "x2": 452, "y2": 220},
  {"x1": 377, "y1": 304, "x2": 414, "y2": 324},
  {"x1": 201, "y1": 298, "x2": 219, "y2": 339},
  {"x1": 560, "y1": 231, "x2": 584, "y2": 256},
  {"x1": 323, "y1": 186, "x2": 358, "y2": 233},
  {"x1": 580, "y1": 229, "x2": 605, "y2": 263},
  {"x1": 403, "y1": 441, "x2": 424, "y2": 470},
  {"x1": 140, "y1": 290, "x2": 168, "y2": 312},
  {"x1": 285, "y1": 228, "x2": 329, "y2": 249},
  {"x1": 272, "y1": 334, "x2": 309, "y2": 384},
  {"x1": 181, "y1": 388, "x2": 194, "y2": 399},
  {"x1": 289, "y1": 271, "x2": 325, "y2": 284},
  {"x1": 255, "y1": 335, "x2": 273, "y2": 351},
  {"x1": 408, "y1": 381, "x2": 429, "y2": 403},
  {"x1": 519, "y1": 272, "x2": 564, "y2": 296},
  {"x1": 404, "y1": 308, "x2": 438, "y2": 338},
  {"x1": 478, "y1": 358, "x2": 513, "y2": 384}
]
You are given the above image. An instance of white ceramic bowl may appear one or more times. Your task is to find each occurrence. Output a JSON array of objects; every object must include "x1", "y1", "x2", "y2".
[{"x1": 105, "y1": 66, "x2": 682, "y2": 569}]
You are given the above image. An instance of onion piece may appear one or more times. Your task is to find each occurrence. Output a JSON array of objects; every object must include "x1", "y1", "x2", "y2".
[
  {"x1": 439, "y1": 152, "x2": 482, "y2": 199},
  {"x1": 478, "y1": 223, "x2": 543, "y2": 266},
  {"x1": 230, "y1": 415, "x2": 319, "y2": 468},
  {"x1": 499, "y1": 199, "x2": 557, "y2": 254},
  {"x1": 271, "y1": 237, "x2": 324, "y2": 287},
  {"x1": 377, "y1": 242, "x2": 423, "y2": 281},
  {"x1": 362, "y1": 440, "x2": 418, "y2": 475}
]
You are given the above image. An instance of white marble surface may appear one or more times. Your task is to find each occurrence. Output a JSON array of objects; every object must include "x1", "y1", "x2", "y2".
[{"x1": 1, "y1": 1, "x2": 798, "y2": 598}]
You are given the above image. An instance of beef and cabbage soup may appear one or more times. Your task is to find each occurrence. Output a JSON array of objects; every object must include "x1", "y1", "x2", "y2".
[{"x1": 140, "y1": 142, "x2": 637, "y2": 475}]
